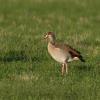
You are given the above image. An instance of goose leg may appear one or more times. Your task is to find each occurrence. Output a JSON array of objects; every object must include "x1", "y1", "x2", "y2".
[
  {"x1": 61, "y1": 63, "x2": 65, "y2": 75},
  {"x1": 65, "y1": 63, "x2": 68, "y2": 74}
]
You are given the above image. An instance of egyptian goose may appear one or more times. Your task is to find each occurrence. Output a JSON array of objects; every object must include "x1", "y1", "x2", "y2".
[{"x1": 44, "y1": 32, "x2": 85, "y2": 75}]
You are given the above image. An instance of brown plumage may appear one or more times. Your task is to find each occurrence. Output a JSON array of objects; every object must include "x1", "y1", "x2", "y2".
[
  {"x1": 50, "y1": 43, "x2": 85, "y2": 62},
  {"x1": 44, "y1": 32, "x2": 85, "y2": 75}
]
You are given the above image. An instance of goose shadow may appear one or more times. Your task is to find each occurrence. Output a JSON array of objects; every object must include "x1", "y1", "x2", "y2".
[{"x1": 0, "y1": 50, "x2": 40, "y2": 62}]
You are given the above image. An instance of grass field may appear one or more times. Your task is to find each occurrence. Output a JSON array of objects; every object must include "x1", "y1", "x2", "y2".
[{"x1": 0, "y1": 0, "x2": 100, "y2": 100}]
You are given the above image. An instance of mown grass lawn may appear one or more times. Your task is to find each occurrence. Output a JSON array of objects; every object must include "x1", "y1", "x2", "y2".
[{"x1": 0, "y1": 0, "x2": 100, "y2": 100}]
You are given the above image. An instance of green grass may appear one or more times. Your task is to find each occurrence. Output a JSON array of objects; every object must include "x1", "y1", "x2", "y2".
[{"x1": 0, "y1": 0, "x2": 100, "y2": 100}]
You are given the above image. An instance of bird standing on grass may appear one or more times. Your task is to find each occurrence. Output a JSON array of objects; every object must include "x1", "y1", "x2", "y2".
[{"x1": 44, "y1": 32, "x2": 85, "y2": 75}]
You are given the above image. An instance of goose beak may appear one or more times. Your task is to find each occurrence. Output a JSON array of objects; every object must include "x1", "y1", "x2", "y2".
[{"x1": 44, "y1": 34, "x2": 48, "y2": 39}]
